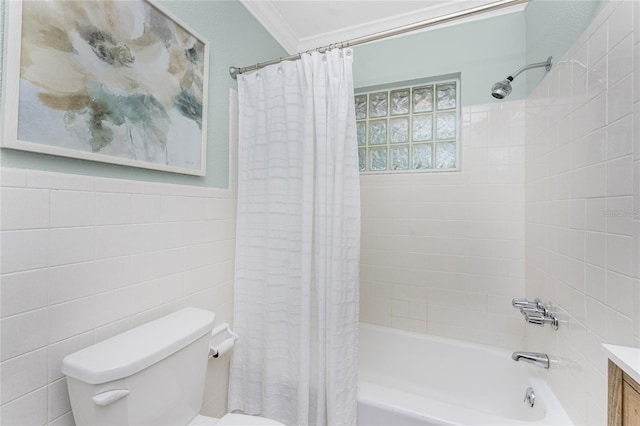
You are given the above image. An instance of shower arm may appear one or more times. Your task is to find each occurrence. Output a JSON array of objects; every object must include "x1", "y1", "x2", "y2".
[{"x1": 507, "y1": 56, "x2": 553, "y2": 81}]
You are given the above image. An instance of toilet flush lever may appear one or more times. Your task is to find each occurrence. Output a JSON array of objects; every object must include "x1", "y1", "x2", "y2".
[{"x1": 92, "y1": 389, "x2": 130, "y2": 406}]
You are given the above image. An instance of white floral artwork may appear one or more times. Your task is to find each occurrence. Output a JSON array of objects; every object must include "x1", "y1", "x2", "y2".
[{"x1": 2, "y1": 0, "x2": 209, "y2": 175}]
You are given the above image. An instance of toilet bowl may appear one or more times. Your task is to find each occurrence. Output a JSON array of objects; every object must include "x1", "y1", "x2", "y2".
[{"x1": 61, "y1": 308, "x2": 284, "y2": 426}]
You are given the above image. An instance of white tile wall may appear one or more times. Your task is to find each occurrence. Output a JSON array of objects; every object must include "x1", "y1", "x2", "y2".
[
  {"x1": 0, "y1": 168, "x2": 237, "y2": 425},
  {"x1": 525, "y1": 2, "x2": 640, "y2": 425},
  {"x1": 359, "y1": 100, "x2": 527, "y2": 349}
]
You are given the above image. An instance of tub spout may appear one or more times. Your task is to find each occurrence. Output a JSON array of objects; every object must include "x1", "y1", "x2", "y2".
[{"x1": 511, "y1": 351, "x2": 549, "y2": 369}]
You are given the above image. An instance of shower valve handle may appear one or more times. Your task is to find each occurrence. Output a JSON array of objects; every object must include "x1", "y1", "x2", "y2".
[
  {"x1": 512, "y1": 298, "x2": 543, "y2": 310},
  {"x1": 524, "y1": 313, "x2": 559, "y2": 330}
]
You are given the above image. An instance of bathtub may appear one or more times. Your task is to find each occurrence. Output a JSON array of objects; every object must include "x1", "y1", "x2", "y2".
[{"x1": 357, "y1": 324, "x2": 573, "y2": 426}]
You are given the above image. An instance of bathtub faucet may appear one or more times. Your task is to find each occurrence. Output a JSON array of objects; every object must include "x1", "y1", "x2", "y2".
[{"x1": 511, "y1": 351, "x2": 549, "y2": 369}]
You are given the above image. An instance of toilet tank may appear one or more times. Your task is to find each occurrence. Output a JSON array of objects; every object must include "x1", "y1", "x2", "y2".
[{"x1": 62, "y1": 308, "x2": 216, "y2": 426}]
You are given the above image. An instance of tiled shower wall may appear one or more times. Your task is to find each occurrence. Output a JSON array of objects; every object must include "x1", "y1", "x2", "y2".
[
  {"x1": 525, "y1": 1, "x2": 640, "y2": 425},
  {"x1": 359, "y1": 100, "x2": 527, "y2": 349},
  {"x1": 0, "y1": 168, "x2": 237, "y2": 425}
]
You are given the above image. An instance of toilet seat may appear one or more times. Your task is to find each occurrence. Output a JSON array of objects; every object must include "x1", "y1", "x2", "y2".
[{"x1": 189, "y1": 413, "x2": 285, "y2": 426}]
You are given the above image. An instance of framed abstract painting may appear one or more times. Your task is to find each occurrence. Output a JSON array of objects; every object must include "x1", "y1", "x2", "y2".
[{"x1": 2, "y1": 0, "x2": 209, "y2": 176}]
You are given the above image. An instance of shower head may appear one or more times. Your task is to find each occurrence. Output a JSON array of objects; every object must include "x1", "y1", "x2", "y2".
[
  {"x1": 491, "y1": 78, "x2": 513, "y2": 99},
  {"x1": 491, "y1": 56, "x2": 553, "y2": 99}
]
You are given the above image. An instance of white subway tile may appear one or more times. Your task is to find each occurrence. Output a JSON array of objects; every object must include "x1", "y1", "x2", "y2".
[
  {"x1": 49, "y1": 298, "x2": 95, "y2": 344},
  {"x1": 129, "y1": 249, "x2": 185, "y2": 285},
  {"x1": 49, "y1": 411, "x2": 75, "y2": 426},
  {"x1": 585, "y1": 264, "x2": 607, "y2": 303},
  {"x1": 0, "y1": 168, "x2": 27, "y2": 187},
  {"x1": 95, "y1": 192, "x2": 132, "y2": 225},
  {"x1": 407, "y1": 318, "x2": 427, "y2": 333},
  {"x1": 48, "y1": 332, "x2": 94, "y2": 382},
  {"x1": 48, "y1": 378, "x2": 71, "y2": 421},
  {"x1": 0, "y1": 188, "x2": 50, "y2": 230},
  {"x1": 585, "y1": 231, "x2": 606, "y2": 268},
  {"x1": 0, "y1": 169, "x2": 235, "y2": 425},
  {"x1": 183, "y1": 265, "x2": 217, "y2": 295},
  {"x1": 204, "y1": 198, "x2": 223, "y2": 220},
  {"x1": 634, "y1": 43, "x2": 640, "y2": 104},
  {"x1": 588, "y1": 20, "x2": 608, "y2": 66},
  {"x1": 409, "y1": 302, "x2": 427, "y2": 321},
  {"x1": 635, "y1": 160, "x2": 640, "y2": 222},
  {"x1": 607, "y1": 113, "x2": 633, "y2": 159},
  {"x1": 607, "y1": 156, "x2": 634, "y2": 196},
  {"x1": 49, "y1": 227, "x2": 95, "y2": 267},
  {"x1": 607, "y1": 271, "x2": 636, "y2": 318},
  {"x1": 94, "y1": 177, "x2": 138, "y2": 194},
  {"x1": 93, "y1": 287, "x2": 133, "y2": 328},
  {"x1": 93, "y1": 256, "x2": 133, "y2": 293},
  {"x1": 585, "y1": 92, "x2": 607, "y2": 134},
  {"x1": 585, "y1": 128, "x2": 606, "y2": 165},
  {"x1": 606, "y1": 234, "x2": 635, "y2": 276},
  {"x1": 27, "y1": 170, "x2": 93, "y2": 191},
  {"x1": 0, "y1": 387, "x2": 48, "y2": 426},
  {"x1": 635, "y1": 0, "x2": 640, "y2": 46},
  {"x1": 94, "y1": 317, "x2": 133, "y2": 344},
  {"x1": 182, "y1": 196, "x2": 207, "y2": 221},
  {"x1": 0, "y1": 269, "x2": 48, "y2": 318},
  {"x1": 606, "y1": 196, "x2": 634, "y2": 235},
  {"x1": 95, "y1": 225, "x2": 132, "y2": 259},
  {"x1": 160, "y1": 195, "x2": 186, "y2": 222},
  {"x1": 606, "y1": 307, "x2": 636, "y2": 346},
  {"x1": 50, "y1": 190, "x2": 95, "y2": 228},
  {"x1": 1, "y1": 308, "x2": 49, "y2": 361},
  {"x1": 608, "y1": 34, "x2": 633, "y2": 86},
  {"x1": 0, "y1": 348, "x2": 47, "y2": 405},
  {"x1": 48, "y1": 262, "x2": 96, "y2": 305},
  {"x1": 0, "y1": 230, "x2": 49, "y2": 274},
  {"x1": 635, "y1": 104, "x2": 640, "y2": 162},
  {"x1": 608, "y1": 0, "x2": 633, "y2": 49},
  {"x1": 608, "y1": 74, "x2": 634, "y2": 123},
  {"x1": 391, "y1": 299, "x2": 409, "y2": 318},
  {"x1": 587, "y1": 55, "x2": 607, "y2": 101},
  {"x1": 132, "y1": 194, "x2": 162, "y2": 224}
]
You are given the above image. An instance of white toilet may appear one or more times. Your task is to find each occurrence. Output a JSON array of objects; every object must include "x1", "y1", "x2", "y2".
[{"x1": 61, "y1": 308, "x2": 283, "y2": 426}]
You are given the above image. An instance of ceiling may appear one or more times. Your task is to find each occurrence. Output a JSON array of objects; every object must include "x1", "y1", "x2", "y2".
[{"x1": 240, "y1": 0, "x2": 528, "y2": 54}]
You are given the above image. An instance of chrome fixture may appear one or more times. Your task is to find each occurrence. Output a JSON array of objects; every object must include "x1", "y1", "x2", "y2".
[
  {"x1": 512, "y1": 297, "x2": 559, "y2": 330},
  {"x1": 512, "y1": 351, "x2": 550, "y2": 369},
  {"x1": 523, "y1": 311, "x2": 559, "y2": 329},
  {"x1": 523, "y1": 387, "x2": 536, "y2": 407},
  {"x1": 491, "y1": 56, "x2": 553, "y2": 99},
  {"x1": 512, "y1": 297, "x2": 544, "y2": 311},
  {"x1": 230, "y1": 0, "x2": 529, "y2": 78}
]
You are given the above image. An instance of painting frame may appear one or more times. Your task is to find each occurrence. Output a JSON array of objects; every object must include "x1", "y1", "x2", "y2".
[{"x1": 1, "y1": 0, "x2": 209, "y2": 176}]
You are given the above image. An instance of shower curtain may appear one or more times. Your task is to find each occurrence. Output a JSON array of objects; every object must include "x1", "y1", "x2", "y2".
[{"x1": 228, "y1": 49, "x2": 360, "y2": 426}]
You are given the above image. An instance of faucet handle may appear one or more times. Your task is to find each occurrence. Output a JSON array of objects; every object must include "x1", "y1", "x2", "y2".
[
  {"x1": 520, "y1": 305, "x2": 549, "y2": 317},
  {"x1": 524, "y1": 312, "x2": 559, "y2": 330},
  {"x1": 512, "y1": 298, "x2": 543, "y2": 310},
  {"x1": 512, "y1": 298, "x2": 531, "y2": 308}
]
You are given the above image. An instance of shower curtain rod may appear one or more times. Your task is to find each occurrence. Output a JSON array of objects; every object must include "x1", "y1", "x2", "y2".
[{"x1": 229, "y1": 0, "x2": 529, "y2": 79}]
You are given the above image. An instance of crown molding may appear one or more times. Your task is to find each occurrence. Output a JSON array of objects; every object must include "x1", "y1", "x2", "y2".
[
  {"x1": 241, "y1": 1, "x2": 527, "y2": 56},
  {"x1": 239, "y1": 0, "x2": 299, "y2": 54},
  {"x1": 295, "y1": 1, "x2": 527, "y2": 52}
]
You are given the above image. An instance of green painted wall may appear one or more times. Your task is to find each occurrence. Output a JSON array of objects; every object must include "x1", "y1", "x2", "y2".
[
  {"x1": 352, "y1": 0, "x2": 609, "y2": 105},
  {"x1": 0, "y1": 0, "x2": 286, "y2": 188},
  {"x1": 0, "y1": 0, "x2": 610, "y2": 187},
  {"x1": 353, "y1": 11, "x2": 527, "y2": 106},
  {"x1": 525, "y1": 0, "x2": 608, "y2": 94}
]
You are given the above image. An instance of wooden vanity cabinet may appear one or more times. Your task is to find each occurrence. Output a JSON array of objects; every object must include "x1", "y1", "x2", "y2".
[{"x1": 609, "y1": 360, "x2": 640, "y2": 425}]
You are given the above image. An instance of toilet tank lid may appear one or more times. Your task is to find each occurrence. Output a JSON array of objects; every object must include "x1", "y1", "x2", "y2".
[{"x1": 62, "y1": 308, "x2": 215, "y2": 385}]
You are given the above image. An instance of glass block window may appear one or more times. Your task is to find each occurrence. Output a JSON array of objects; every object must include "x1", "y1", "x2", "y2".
[{"x1": 356, "y1": 77, "x2": 460, "y2": 173}]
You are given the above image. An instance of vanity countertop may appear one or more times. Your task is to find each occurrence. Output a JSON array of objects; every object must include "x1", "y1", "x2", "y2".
[{"x1": 603, "y1": 344, "x2": 640, "y2": 385}]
